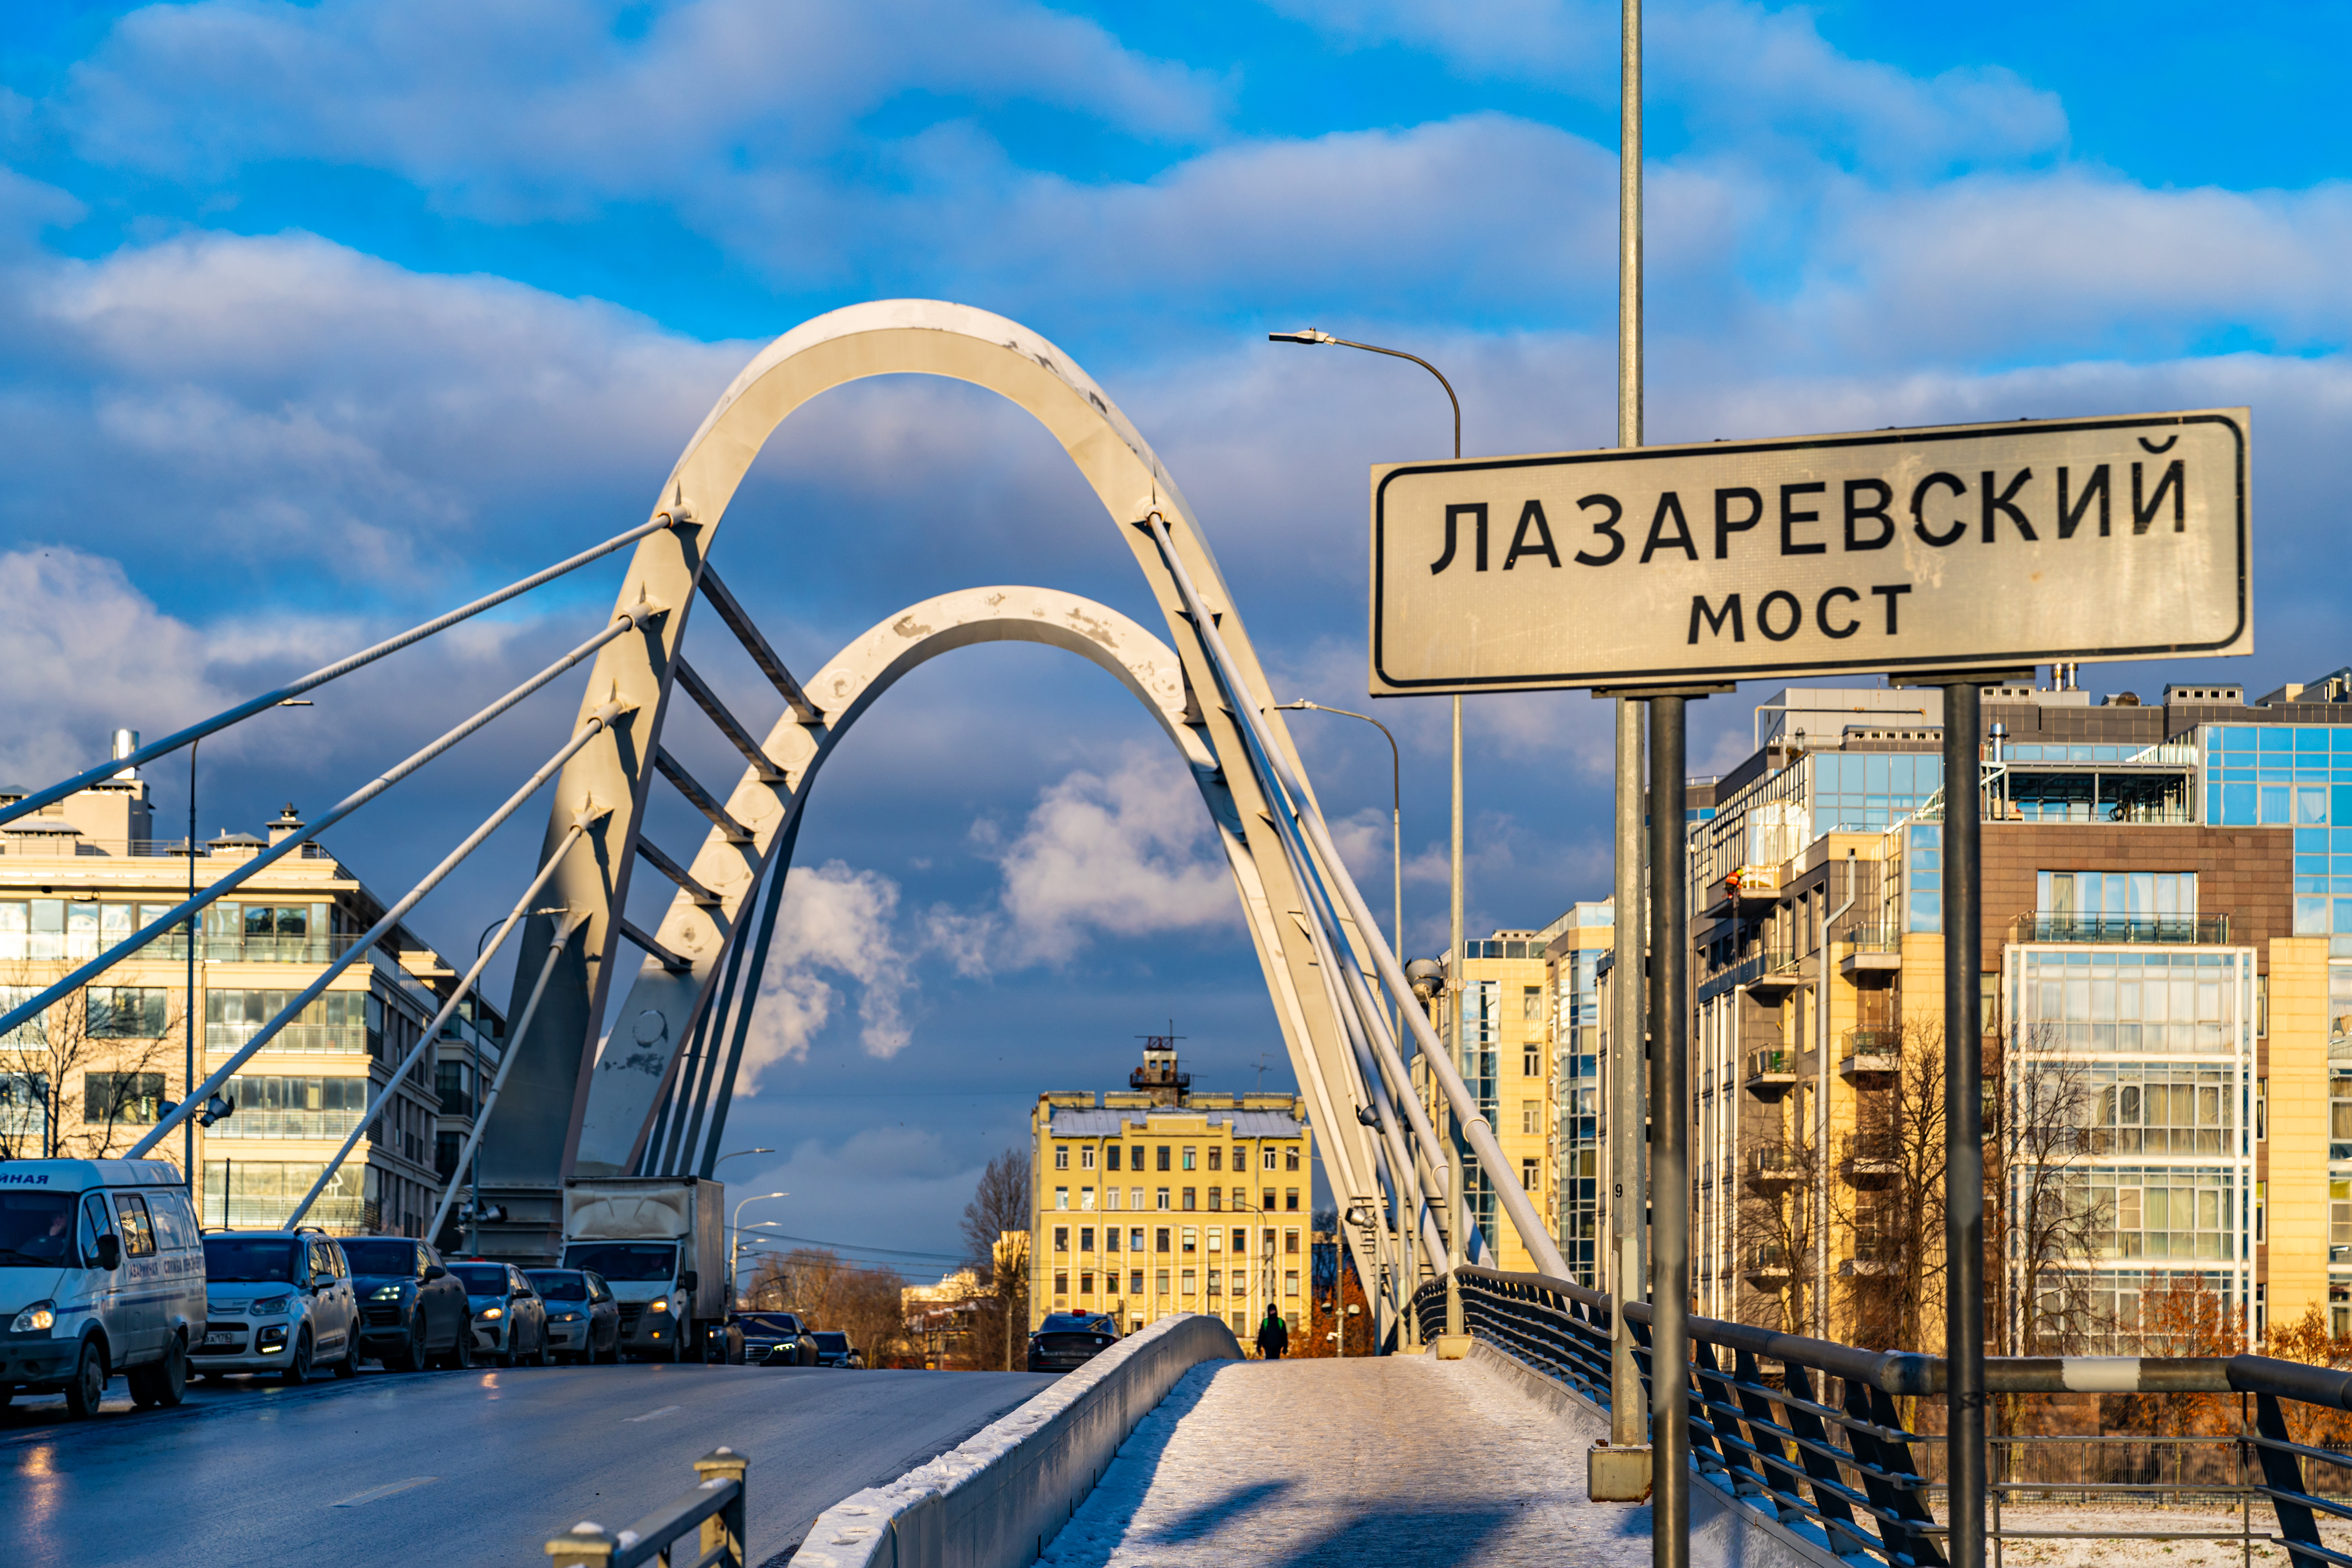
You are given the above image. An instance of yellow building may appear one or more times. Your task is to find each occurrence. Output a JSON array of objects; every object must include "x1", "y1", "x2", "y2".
[
  {"x1": 1543, "y1": 903, "x2": 1616, "y2": 1291},
  {"x1": 1029, "y1": 1037, "x2": 1310, "y2": 1338},
  {"x1": 1416, "y1": 922, "x2": 1569, "y2": 1275},
  {"x1": 0, "y1": 755, "x2": 500, "y2": 1240}
]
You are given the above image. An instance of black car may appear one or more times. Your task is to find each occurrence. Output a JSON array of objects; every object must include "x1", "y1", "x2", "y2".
[
  {"x1": 809, "y1": 1330, "x2": 862, "y2": 1368},
  {"x1": 341, "y1": 1236, "x2": 473, "y2": 1372},
  {"x1": 732, "y1": 1310, "x2": 816, "y2": 1366},
  {"x1": 1027, "y1": 1312, "x2": 1118, "y2": 1373}
]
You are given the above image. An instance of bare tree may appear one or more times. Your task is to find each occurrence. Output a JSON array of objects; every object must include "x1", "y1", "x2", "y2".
[
  {"x1": 1833, "y1": 1020, "x2": 1947, "y2": 1353},
  {"x1": 742, "y1": 1245, "x2": 909, "y2": 1367},
  {"x1": 1735, "y1": 1118, "x2": 1820, "y2": 1336},
  {"x1": 1987, "y1": 1023, "x2": 2104, "y2": 1357},
  {"x1": 960, "y1": 1147, "x2": 1031, "y2": 1371},
  {"x1": 0, "y1": 976, "x2": 183, "y2": 1164}
]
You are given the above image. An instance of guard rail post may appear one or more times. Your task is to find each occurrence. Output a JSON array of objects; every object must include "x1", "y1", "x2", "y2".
[{"x1": 544, "y1": 1447, "x2": 749, "y2": 1568}]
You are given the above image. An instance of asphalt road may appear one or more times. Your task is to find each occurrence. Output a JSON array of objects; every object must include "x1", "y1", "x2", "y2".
[{"x1": 2, "y1": 1359, "x2": 1056, "y2": 1567}]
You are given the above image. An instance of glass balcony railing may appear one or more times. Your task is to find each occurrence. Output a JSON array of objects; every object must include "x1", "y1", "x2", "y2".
[
  {"x1": 1746, "y1": 1048, "x2": 1796, "y2": 1080},
  {"x1": 2009, "y1": 914, "x2": 2230, "y2": 946},
  {"x1": 1747, "y1": 1143, "x2": 1806, "y2": 1181},
  {"x1": 205, "y1": 1023, "x2": 372, "y2": 1055},
  {"x1": 1747, "y1": 1243, "x2": 1793, "y2": 1276}
]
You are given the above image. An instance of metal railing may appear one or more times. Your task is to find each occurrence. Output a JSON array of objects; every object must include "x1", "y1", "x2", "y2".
[
  {"x1": 1747, "y1": 1048, "x2": 1796, "y2": 1080},
  {"x1": 1414, "y1": 1264, "x2": 2352, "y2": 1568},
  {"x1": 2009, "y1": 913, "x2": 2231, "y2": 946},
  {"x1": 546, "y1": 1448, "x2": 748, "y2": 1568}
]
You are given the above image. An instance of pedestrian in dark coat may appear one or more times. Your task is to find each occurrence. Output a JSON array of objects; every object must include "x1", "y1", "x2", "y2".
[{"x1": 1255, "y1": 1305, "x2": 1289, "y2": 1359}]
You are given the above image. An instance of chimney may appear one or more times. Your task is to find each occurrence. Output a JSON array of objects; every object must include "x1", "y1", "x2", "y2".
[
  {"x1": 267, "y1": 803, "x2": 305, "y2": 846},
  {"x1": 111, "y1": 729, "x2": 139, "y2": 781}
]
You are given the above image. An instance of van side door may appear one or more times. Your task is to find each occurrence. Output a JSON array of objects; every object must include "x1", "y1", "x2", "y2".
[
  {"x1": 108, "y1": 1192, "x2": 164, "y2": 1361},
  {"x1": 77, "y1": 1194, "x2": 125, "y2": 1361}
]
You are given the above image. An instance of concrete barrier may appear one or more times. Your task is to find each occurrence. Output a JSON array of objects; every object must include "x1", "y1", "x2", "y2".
[
  {"x1": 793, "y1": 1313, "x2": 1241, "y2": 1568},
  {"x1": 1464, "y1": 1339, "x2": 1845, "y2": 1568}
]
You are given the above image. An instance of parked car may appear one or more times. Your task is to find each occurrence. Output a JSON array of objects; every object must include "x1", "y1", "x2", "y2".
[
  {"x1": 449, "y1": 1261, "x2": 550, "y2": 1367},
  {"x1": 1026, "y1": 1312, "x2": 1118, "y2": 1374},
  {"x1": 524, "y1": 1268, "x2": 620, "y2": 1365},
  {"x1": 809, "y1": 1330, "x2": 861, "y2": 1368},
  {"x1": 1, "y1": 1158, "x2": 206, "y2": 1417},
  {"x1": 341, "y1": 1236, "x2": 472, "y2": 1372},
  {"x1": 731, "y1": 1310, "x2": 816, "y2": 1366},
  {"x1": 196, "y1": 1229, "x2": 362, "y2": 1385}
]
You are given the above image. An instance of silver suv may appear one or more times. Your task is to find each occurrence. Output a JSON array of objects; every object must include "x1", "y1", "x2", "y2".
[{"x1": 195, "y1": 1231, "x2": 361, "y2": 1383}]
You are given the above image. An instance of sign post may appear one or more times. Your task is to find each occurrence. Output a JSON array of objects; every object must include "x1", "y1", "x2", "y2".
[{"x1": 1369, "y1": 409, "x2": 2250, "y2": 1568}]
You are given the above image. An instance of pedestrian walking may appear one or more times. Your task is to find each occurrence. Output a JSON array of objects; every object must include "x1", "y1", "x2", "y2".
[{"x1": 1255, "y1": 1304, "x2": 1289, "y2": 1360}]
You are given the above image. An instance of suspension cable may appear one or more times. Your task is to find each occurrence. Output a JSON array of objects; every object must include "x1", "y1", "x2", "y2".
[
  {"x1": 0, "y1": 606, "x2": 654, "y2": 1046},
  {"x1": 129, "y1": 704, "x2": 625, "y2": 1158},
  {"x1": 0, "y1": 513, "x2": 679, "y2": 830}
]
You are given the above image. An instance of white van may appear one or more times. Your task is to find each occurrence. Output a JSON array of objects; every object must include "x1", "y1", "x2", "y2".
[{"x1": 0, "y1": 1158, "x2": 207, "y2": 1418}]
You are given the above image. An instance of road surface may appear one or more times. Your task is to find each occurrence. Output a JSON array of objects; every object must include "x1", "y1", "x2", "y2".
[{"x1": 2, "y1": 1360, "x2": 1054, "y2": 1567}]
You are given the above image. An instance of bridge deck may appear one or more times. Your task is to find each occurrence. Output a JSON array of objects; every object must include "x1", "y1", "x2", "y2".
[{"x1": 1041, "y1": 1356, "x2": 1651, "y2": 1567}]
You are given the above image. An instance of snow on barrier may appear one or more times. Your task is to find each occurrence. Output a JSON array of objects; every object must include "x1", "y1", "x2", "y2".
[
  {"x1": 1463, "y1": 1339, "x2": 1844, "y2": 1568},
  {"x1": 793, "y1": 1312, "x2": 1242, "y2": 1568}
]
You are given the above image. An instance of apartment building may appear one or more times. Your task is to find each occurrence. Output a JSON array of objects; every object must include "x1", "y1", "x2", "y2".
[
  {"x1": 1543, "y1": 902, "x2": 1615, "y2": 1290},
  {"x1": 1029, "y1": 1036, "x2": 1311, "y2": 1337},
  {"x1": 0, "y1": 754, "x2": 500, "y2": 1238},
  {"x1": 1670, "y1": 672, "x2": 2352, "y2": 1352}
]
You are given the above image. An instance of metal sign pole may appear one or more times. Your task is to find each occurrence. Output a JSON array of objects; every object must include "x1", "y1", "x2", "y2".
[
  {"x1": 1942, "y1": 679, "x2": 1987, "y2": 1568},
  {"x1": 1648, "y1": 696, "x2": 1691, "y2": 1568},
  {"x1": 1609, "y1": 700, "x2": 1645, "y2": 1449}
]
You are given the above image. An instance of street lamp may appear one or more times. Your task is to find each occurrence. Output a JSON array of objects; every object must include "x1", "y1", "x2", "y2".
[
  {"x1": 1271, "y1": 326, "x2": 1468, "y2": 1321},
  {"x1": 1272, "y1": 700, "x2": 1401, "y2": 1040},
  {"x1": 711, "y1": 1148, "x2": 773, "y2": 1172},
  {"x1": 728, "y1": 1192, "x2": 788, "y2": 1306}
]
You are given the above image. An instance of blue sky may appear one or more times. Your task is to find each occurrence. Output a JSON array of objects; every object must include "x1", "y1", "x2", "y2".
[{"x1": 3, "y1": 0, "x2": 2347, "y2": 1272}]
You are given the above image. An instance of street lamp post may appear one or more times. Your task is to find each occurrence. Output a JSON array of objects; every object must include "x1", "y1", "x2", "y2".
[
  {"x1": 1270, "y1": 701, "x2": 1402, "y2": 1040},
  {"x1": 728, "y1": 1192, "x2": 788, "y2": 1307},
  {"x1": 1269, "y1": 326, "x2": 1468, "y2": 1326},
  {"x1": 711, "y1": 1148, "x2": 773, "y2": 1173}
]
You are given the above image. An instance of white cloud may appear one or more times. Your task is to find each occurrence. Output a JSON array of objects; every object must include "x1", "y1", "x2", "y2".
[
  {"x1": 987, "y1": 746, "x2": 1238, "y2": 964},
  {"x1": 740, "y1": 860, "x2": 918, "y2": 1086}
]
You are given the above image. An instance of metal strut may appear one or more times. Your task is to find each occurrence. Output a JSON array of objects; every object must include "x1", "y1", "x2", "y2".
[
  {"x1": 654, "y1": 746, "x2": 752, "y2": 842},
  {"x1": 671, "y1": 657, "x2": 787, "y2": 782},
  {"x1": 697, "y1": 566, "x2": 822, "y2": 724}
]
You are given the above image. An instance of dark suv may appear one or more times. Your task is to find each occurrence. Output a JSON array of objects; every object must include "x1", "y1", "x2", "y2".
[
  {"x1": 1026, "y1": 1312, "x2": 1118, "y2": 1373},
  {"x1": 341, "y1": 1236, "x2": 472, "y2": 1372}
]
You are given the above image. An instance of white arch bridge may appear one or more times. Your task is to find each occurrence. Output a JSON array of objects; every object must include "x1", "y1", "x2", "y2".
[{"x1": 0, "y1": 299, "x2": 1562, "y2": 1333}]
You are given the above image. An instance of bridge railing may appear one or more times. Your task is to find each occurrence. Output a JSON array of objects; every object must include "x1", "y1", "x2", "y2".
[
  {"x1": 545, "y1": 1448, "x2": 747, "y2": 1568},
  {"x1": 1417, "y1": 1265, "x2": 2352, "y2": 1568}
]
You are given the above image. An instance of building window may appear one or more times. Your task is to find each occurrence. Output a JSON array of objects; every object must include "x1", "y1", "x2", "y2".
[
  {"x1": 1130, "y1": 1227, "x2": 1145, "y2": 1252},
  {"x1": 1054, "y1": 1227, "x2": 1069, "y2": 1252},
  {"x1": 1285, "y1": 1148, "x2": 1300, "y2": 1172},
  {"x1": 1207, "y1": 1269, "x2": 1221, "y2": 1296},
  {"x1": 1284, "y1": 1228, "x2": 1300, "y2": 1255},
  {"x1": 1232, "y1": 1227, "x2": 1247, "y2": 1252},
  {"x1": 1522, "y1": 1159, "x2": 1541, "y2": 1191},
  {"x1": 1080, "y1": 1145, "x2": 1096, "y2": 1170},
  {"x1": 1231, "y1": 1145, "x2": 1245, "y2": 1171},
  {"x1": 1285, "y1": 1189, "x2": 1299, "y2": 1211},
  {"x1": 1180, "y1": 1269, "x2": 1196, "y2": 1295},
  {"x1": 1157, "y1": 1146, "x2": 1171, "y2": 1171},
  {"x1": 1054, "y1": 1272, "x2": 1068, "y2": 1298},
  {"x1": 89, "y1": 987, "x2": 170, "y2": 1039},
  {"x1": 1054, "y1": 1145, "x2": 1069, "y2": 1169},
  {"x1": 1080, "y1": 1227, "x2": 1095, "y2": 1252},
  {"x1": 1284, "y1": 1270, "x2": 1299, "y2": 1298},
  {"x1": 1107, "y1": 1144, "x2": 1122, "y2": 1171},
  {"x1": 1182, "y1": 1187, "x2": 1196, "y2": 1210},
  {"x1": 1523, "y1": 1045, "x2": 1540, "y2": 1076},
  {"x1": 1079, "y1": 1270, "x2": 1094, "y2": 1294},
  {"x1": 1182, "y1": 1147, "x2": 1196, "y2": 1170},
  {"x1": 1155, "y1": 1269, "x2": 1170, "y2": 1295},
  {"x1": 1181, "y1": 1227, "x2": 1197, "y2": 1253},
  {"x1": 1105, "y1": 1227, "x2": 1121, "y2": 1254},
  {"x1": 1132, "y1": 1144, "x2": 1144, "y2": 1168},
  {"x1": 1055, "y1": 1187, "x2": 1069, "y2": 1210},
  {"x1": 83, "y1": 1072, "x2": 167, "y2": 1124},
  {"x1": 1207, "y1": 1146, "x2": 1222, "y2": 1171},
  {"x1": 1156, "y1": 1187, "x2": 1171, "y2": 1210},
  {"x1": 1130, "y1": 1270, "x2": 1145, "y2": 1296},
  {"x1": 1262, "y1": 1188, "x2": 1275, "y2": 1211},
  {"x1": 1155, "y1": 1227, "x2": 1172, "y2": 1253},
  {"x1": 1263, "y1": 1148, "x2": 1277, "y2": 1171},
  {"x1": 1207, "y1": 1187, "x2": 1221, "y2": 1212},
  {"x1": 1521, "y1": 1100, "x2": 1539, "y2": 1134},
  {"x1": 1523, "y1": 985, "x2": 1542, "y2": 1021},
  {"x1": 1080, "y1": 1187, "x2": 1096, "y2": 1210}
]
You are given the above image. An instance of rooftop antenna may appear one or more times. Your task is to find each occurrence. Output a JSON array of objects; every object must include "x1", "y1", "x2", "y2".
[{"x1": 1253, "y1": 1052, "x2": 1277, "y2": 1091}]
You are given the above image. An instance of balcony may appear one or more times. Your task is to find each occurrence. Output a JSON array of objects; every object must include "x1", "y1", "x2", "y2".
[
  {"x1": 2007, "y1": 913, "x2": 2230, "y2": 946},
  {"x1": 1746, "y1": 1242, "x2": 1793, "y2": 1285},
  {"x1": 1838, "y1": 926, "x2": 1903, "y2": 977},
  {"x1": 1841, "y1": 1236, "x2": 1904, "y2": 1278},
  {"x1": 1743, "y1": 1047, "x2": 1797, "y2": 1098},
  {"x1": 1746, "y1": 1142, "x2": 1807, "y2": 1190},
  {"x1": 1841, "y1": 1135, "x2": 1902, "y2": 1186},
  {"x1": 1748, "y1": 949, "x2": 1808, "y2": 998},
  {"x1": 1839, "y1": 1030, "x2": 1901, "y2": 1082}
]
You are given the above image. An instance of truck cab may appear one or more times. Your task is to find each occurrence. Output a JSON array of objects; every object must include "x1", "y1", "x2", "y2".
[
  {"x1": 1, "y1": 1158, "x2": 207, "y2": 1417},
  {"x1": 560, "y1": 1178, "x2": 728, "y2": 1363}
]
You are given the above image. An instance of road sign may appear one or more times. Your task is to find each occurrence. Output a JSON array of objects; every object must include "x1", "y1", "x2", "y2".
[{"x1": 1368, "y1": 409, "x2": 2249, "y2": 694}]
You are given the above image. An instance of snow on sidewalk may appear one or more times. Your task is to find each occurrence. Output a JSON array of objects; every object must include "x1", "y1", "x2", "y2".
[{"x1": 1039, "y1": 1356, "x2": 1651, "y2": 1568}]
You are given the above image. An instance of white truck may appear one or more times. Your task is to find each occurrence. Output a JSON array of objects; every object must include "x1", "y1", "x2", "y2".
[{"x1": 558, "y1": 1177, "x2": 732, "y2": 1363}]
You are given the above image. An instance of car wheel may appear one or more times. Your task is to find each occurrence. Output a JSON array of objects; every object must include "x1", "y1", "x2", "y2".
[
  {"x1": 532, "y1": 1327, "x2": 552, "y2": 1367},
  {"x1": 448, "y1": 1326, "x2": 474, "y2": 1371},
  {"x1": 63, "y1": 1341, "x2": 108, "y2": 1419},
  {"x1": 599, "y1": 1331, "x2": 621, "y2": 1365},
  {"x1": 390, "y1": 1319, "x2": 425, "y2": 1374},
  {"x1": 280, "y1": 1329, "x2": 314, "y2": 1386},
  {"x1": 332, "y1": 1341, "x2": 360, "y2": 1379},
  {"x1": 129, "y1": 1335, "x2": 189, "y2": 1409}
]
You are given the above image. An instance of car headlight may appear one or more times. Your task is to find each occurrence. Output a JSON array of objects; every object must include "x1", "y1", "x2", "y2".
[
  {"x1": 369, "y1": 1284, "x2": 407, "y2": 1301},
  {"x1": 250, "y1": 1295, "x2": 293, "y2": 1316},
  {"x1": 553, "y1": 1311, "x2": 579, "y2": 1323},
  {"x1": 477, "y1": 1306, "x2": 504, "y2": 1320},
  {"x1": 648, "y1": 1297, "x2": 670, "y2": 1314},
  {"x1": 10, "y1": 1300, "x2": 55, "y2": 1334}
]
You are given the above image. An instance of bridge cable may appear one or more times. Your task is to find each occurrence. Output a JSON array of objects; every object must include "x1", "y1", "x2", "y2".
[
  {"x1": 0, "y1": 512, "x2": 679, "y2": 831},
  {"x1": 0, "y1": 605, "x2": 657, "y2": 1046},
  {"x1": 129, "y1": 703, "x2": 627, "y2": 1158},
  {"x1": 425, "y1": 910, "x2": 587, "y2": 1243},
  {"x1": 695, "y1": 811, "x2": 802, "y2": 1178},
  {"x1": 1142, "y1": 510, "x2": 1570, "y2": 1279},
  {"x1": 284, "y1": 818, "x2": 589, "y2": 1227}
]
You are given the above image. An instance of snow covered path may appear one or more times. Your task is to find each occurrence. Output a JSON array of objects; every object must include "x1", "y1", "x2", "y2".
[{"x1": 1038, "y1": 1355, "x2": 1652, "y2": 1568}]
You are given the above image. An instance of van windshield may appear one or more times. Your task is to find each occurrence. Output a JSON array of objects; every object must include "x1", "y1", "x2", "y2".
[
  {"x1": 561, "y1": 1242, "x2": 676, "y2": 1282},
  {"x1": 0, "y1": 1192, "x2": 77, "y2": 1267},
  {"x1": 203, "y1": 1238, "x2": 300, "y2": 1283}
]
